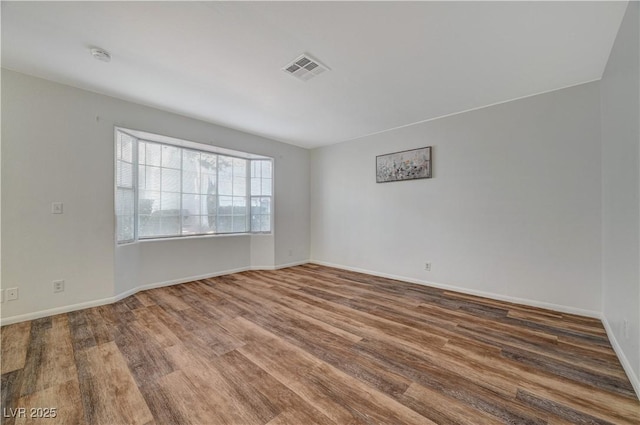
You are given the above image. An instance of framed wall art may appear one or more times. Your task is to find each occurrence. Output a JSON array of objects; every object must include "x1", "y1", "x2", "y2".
[{"x1": 376, "y1": 146, "x2": 432, "y2": 183}]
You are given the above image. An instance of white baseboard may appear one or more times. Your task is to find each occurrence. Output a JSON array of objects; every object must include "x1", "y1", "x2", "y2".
[
  {"x1": 311, "y1": 260, "x2": 640, "y2": 400},
  {"x1": 1, "y1": 261, "x2": 314, "y2": 326},
  {"x1": 251, "y1": 260, "x2": 310, "y2": 271},
  {"x1": 2, "y1": 259, "x2": 638, "y2": 400},
  {"x1": 0, "y1": 296, "x2": 124, "y2": 327},
  {"x1": 601, "y1": 315, "x2": 640, "y2": 400},
  {"x1": 310, "y1": 260, "x2": 601, "y2": 318},
  {"x1": 0, "y1": 265, "x2": 254, "y2": 326},
  {"x1": 113, "y1": 266, "x2": 253, "y2": 303}
]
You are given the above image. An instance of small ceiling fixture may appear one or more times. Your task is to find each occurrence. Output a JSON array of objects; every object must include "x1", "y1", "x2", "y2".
[
  {"x1": 282, "y1": 53, "x2": 329, "y2": 82},
  {"x1": 90, "y1": 47, "x2": 111, "y2": 63}
]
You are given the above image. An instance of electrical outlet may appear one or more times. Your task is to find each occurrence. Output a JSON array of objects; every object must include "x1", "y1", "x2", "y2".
[
  {"x1": 425, "y1": 262, "x2": 432, "y2": 271},
  {"x1": 53, "y1": 280, "x2": 65, "y2": 293},
  {"x1": 7, "y1": 288, "x2": 19, "y2": 301},
  {"x1": 0, "y1": 289, "x2": 4, "y2": 303},
  {"x1": 288, "y1": 249, "x2": 293, "y2": 257}
]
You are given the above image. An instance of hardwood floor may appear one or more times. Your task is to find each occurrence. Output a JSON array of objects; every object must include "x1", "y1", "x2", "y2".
[{"x1": 2, "y1": 264, "x2": 639, "y2": 424}]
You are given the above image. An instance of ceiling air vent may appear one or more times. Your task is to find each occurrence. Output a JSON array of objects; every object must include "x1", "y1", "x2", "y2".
[{"x1": 282, "y1": 54, "x2": 329, "y2": 82}]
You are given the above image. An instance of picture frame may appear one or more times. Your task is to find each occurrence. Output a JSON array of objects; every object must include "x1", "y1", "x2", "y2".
[{"x1": 376, "y1": 146, "x2": 432, "y2": 183}]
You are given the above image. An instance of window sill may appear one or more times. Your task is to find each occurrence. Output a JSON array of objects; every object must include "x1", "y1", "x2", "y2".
[{"x1": 117, "y1": 232, "x2": 272, "y2": 246}]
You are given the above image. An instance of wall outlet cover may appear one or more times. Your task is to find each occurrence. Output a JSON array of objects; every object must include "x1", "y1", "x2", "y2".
[
  {"x1": 7, "y1": 288, "x2": 19, "y2": 301},
  {"x1": 53, "y1": 280, "x2": 65, "y2": 293}
]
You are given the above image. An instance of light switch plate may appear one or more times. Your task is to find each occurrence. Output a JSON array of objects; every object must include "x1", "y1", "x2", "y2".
[{"x1": 52, "y1": 202, "x2": 63, "y2": 214}]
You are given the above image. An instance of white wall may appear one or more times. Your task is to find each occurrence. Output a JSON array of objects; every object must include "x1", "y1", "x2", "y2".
[
  {"x1": 251, "y1": 234, "x2": 275, "y2": 269},
  {"x1": 1, "y1": 69, "x2": 310, "y2": 322},
  {"x1": 2, "y1": 70, "x2": 116, "y2": 316},
  {"x1": 600, "y1": 0, "x2": 640, "y2": 394},
  {"x1": 311, "y1": 82, "x2": 602, "y2": 315},
  {"x1": 115, "y1": 235, "x2": 252, "y2": 295}
]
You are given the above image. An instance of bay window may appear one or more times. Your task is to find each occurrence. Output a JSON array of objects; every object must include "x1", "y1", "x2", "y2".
[{"x1": 115, "y1": 128, "x2": 273, "y2": 243}]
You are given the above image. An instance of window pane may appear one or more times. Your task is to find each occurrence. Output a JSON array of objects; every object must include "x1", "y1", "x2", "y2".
[
  {"x1": 201, "y1": 173, "x2": 216, "y2": 195},
  {"x1": 251, "y1": 197, "x2": 271, "y2": 215},
  {"x1": 146, "y1": 166, "x2": 161, "y2": 191},
  {"x1": 161, "y1": 192, "x2": 180, "y2": 212},
  {"x1": 138, "y1": 165, "x2": 146, "y2": 190},
  {"x1": 250, "y1": 160, "x2": 272, "y2": 203},
  {"x1": 251, "y1": 214, "x2": 260, "y2": 232},
  {"x1": 218, "y1": 157, "x2": 233, "y2": 195},
  {"x1": 261, "y1": 197, "x2": 271, "y2": 214},
  {"x1": 116, "y1": 188, "x2": 134, "y2": 216},
  {"x1": 200, "y1": 153, "x2": 217, "y2": 174},
  {"x1": 183, "y1": 150, "x2": 199, "y2": 171},
  {"x1": 138, "y1": 141, "x2": 146, "y2": 164},
  {"x1": 116, "y1": 132, "x2": 136, "y2": 243},
  {"x1": 219, "y1": 174, "x2": 232, "y2": 195},
  {"x1": 218, "y1": 155, "x2": 232, "y2": 169},
  {"x1": 182, "y1": 194, "x2": 200, "y2": 216},
  {"x1": 218, "y1": 196, "x2": 233, "y2": 215},
  {"x1": 119, "y1": 161, "x2": 133, "y2": 187},
  {"x1": 260, "y1": 215, "x2": 271, "y2": 232},
  {"x1": 232, "y1": 216, "x2": 247, "y2": 233},
  {"x1": 162, "y1": 145, "x2": 181, "y2": 169},
  {"x1": 262, "y1": 160, "x2": 272, "y2": 178},
  {"x1": 160, "y1": 215, "x2": 180, "y2": 236},
  {"x1": 140, "y1": 214, "x2": 180, "y2": 238},
  {"x1": 202, "y1": 194, "x2": 216, "y2": 216},
  {"x1": 233, "y1": 158, "x2": 246, "y2": 177},
  {"x1": 146, "y1": 143, "x2": 161, "y2": 166},
  {"x1": 182, "y1": 213, "x2": 202, "y2": 235},
  {"x1": 138, "y1": 215, "x2": 155, "y2": 237},
  {"x1": 250, "y1": 196, "x2": 271, "y2": 233},
  {"x1": 202, "y1": 215, "x2": 216, "y2": 233},
  {"x1": 117, "y1": 214, "x2": 134, "y2": 242},
  {"x1": 251, "y1": 160, "x2": 261, "y2": 178},
  {"x1": 161, "y1": 168, "x2": 180, "y2": 192},
  {"x1": 115, "y1": 161, "x2": 123, "y2": 186},
  {"x1": 116, "y1": 186, "x2": 135, "y2": 241},
  {"x1": 217, "y1": 215, "x2": 232, "y2": 233},
  {"x1": 261, "y1": 178, "x2": 272, "y2": 196},
  {"x1": 139, "y1": 190, "x2": 160, "y2": 214},
  {"x1": 251, "y1": 178, "x2": 261, "y2": 196},
  {"x1": 120, "y1": 134, "x2": 133, "y2": 162},
  {"x1": 182, "y1": 170, "x2": 200, "y2": 193},
  {"x1": 232, "y1": 197, "x2": 246, "y2": 215},
  {"x1": 233, "y1": 177, "x2": 246, "y2": 196}
]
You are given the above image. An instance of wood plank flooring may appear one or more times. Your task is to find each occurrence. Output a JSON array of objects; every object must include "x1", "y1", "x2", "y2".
[{"x1": 2, "y1": 264, "x2": 639, "y2": 424}]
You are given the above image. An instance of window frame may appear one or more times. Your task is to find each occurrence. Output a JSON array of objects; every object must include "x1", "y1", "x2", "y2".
[
  {"x1": 115, "y1": 131, "x2": 137, "y2": 244},
  {"x1": 114, "y1": 127, "x2": 273, "y2": 245}
]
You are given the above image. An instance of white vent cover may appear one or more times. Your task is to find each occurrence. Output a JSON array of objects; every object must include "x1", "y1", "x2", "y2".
[{"x1": 282, "y1": 54, "x2": 329, "y2": 81}]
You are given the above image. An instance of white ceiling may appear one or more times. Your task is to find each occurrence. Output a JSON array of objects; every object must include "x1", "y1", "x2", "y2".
[{"x1": 1, "y1": 1, "x2": 628, "y2": 148}]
